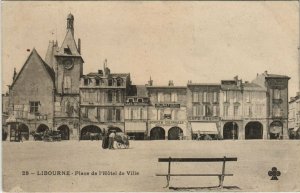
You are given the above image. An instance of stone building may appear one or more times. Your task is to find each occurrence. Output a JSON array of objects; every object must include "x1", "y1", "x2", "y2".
[
  {"x1": 5, "y1": 13, "x2": 83, "y2": 141},
  {"x1": 252, "y1": 71, "x2": 290, "y2": 139},
  {"x1": 79, "y1": 61, "x2": 131, "y2": 139},
  {"x1": 288, "y1": 93, "x2": 300, "y2": 139},
  {"x1": 7, "y1": 49, "x2": 56, "y2": 141},
  {"x1": 3, "y1": 13, "x2": 291, "y2": 141},
  {"x1": 146, "y1": 80, "x2": 188, "y2": 140},
  {"x1": 186, "y1": 83, "x2": 221, "y2": 140},
  {"x1": 124, "y1": 85, "x2": 149, "y2": 140},
  {"x1": 219, "y1": 77, "x2": 244, "y2": 140}
]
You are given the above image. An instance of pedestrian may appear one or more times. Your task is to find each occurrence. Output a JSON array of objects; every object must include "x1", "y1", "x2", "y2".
[
  {"x1": 102, "y1": 129, "x2": 109, "y2": 149},
  {"x1": 108, "y1": 131, "x2": 116, "y2": 149}
]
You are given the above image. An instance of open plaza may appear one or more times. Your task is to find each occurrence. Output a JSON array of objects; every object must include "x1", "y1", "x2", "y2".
[{"x1": 2, "y1": 140, "x2": 300, "y2": 192}]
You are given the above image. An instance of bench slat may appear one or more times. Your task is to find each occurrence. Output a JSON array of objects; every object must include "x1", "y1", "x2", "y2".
[
  {"x1": 158, "y1": 157, "x2": 237, "y2": 162},
  {"x1": 156, "y1": 174, "x2": 233, "y2": 176}
]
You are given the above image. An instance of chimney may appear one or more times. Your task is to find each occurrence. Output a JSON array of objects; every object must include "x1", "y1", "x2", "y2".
[
  {"x1": 188, "y1": 80, "x2": 192, "y2": 84},
  {"x1": 78, "y1": 38, "x2": 81, "y2": 54},
  {"x1": 148, "y1": 76, "x2": 153, "y2": 86},
  {"x1": 103, "y1": 59, "x2": 107, "y2": 76},
  {"x1": 168, "y1": 80, "x2": 174, "y2": 86},
  {"x1": 264, "y1": 70, "x2": 268, "y2": 75},
  {"x1": 98, "y1": 70, "x2": 103, "y2": 75},
  {"x1": 297, "y1": 92, "x2": 300, "y2": 97}
]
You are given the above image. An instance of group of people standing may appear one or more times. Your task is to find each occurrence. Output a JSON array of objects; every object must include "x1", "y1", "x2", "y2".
[{"x1": 102, "y1": 130, "x2": 116, "y2": 150}]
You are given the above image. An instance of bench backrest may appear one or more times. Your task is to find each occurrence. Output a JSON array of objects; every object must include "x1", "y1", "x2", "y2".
[{"x1": 158, "y1": 157, "x2": 237, "y2": 162}]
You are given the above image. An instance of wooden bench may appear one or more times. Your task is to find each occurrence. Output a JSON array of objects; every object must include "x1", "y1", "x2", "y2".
[{"x1": 156, "y1": 156, "x2": 237, "y2": 188}]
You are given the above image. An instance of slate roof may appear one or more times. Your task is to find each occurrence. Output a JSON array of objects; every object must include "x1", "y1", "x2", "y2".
[
  {"x1": 56, "y1": 29, "x2": 81, "y2": 57},
  {"x1": 11, "y1": 49, "x2": 55, "y2": 88}
]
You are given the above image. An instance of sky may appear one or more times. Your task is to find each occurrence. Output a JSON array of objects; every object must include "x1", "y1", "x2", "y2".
[{"x1": 1, "y1": 1, "x2": 299, "y2": 97}]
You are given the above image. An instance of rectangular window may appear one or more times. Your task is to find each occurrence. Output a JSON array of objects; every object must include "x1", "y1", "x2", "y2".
[
  {"x1": 213, "y1": 92, "x2": 218, "y2": 103},
  {"x1": 273, "y1": 89, "x2": 281, "y2": 99},
  {"x1": 193, "y1": 92, "x2": 198, "y2": 102},
  {"x1": 223, "y1": 91, "x2": 228, "y2": 102},
  {"x1": 203, "y1": 105, "x2": 207, "y2": 116},
  {"x1": 116, "y1": 109, "x2": 121, "y2": 121},
  {"x1": 246, "y1": 92, "x2": 251, "y2": 103},
  {"x1": 97, "y1": 107, "x2": 100, "y2": 119},
  {"x1": 64, "y1": 76, "x2": 71, "y2": 93},
  {"x1": 82, "y1": 107, "x2": 88, "y2": 118},
  {"x1": 107, "y1": 109, "x2": 113, "y2": 121},
  {"x1": 223, "y1": 106, "x2": 228, "y2": 116},
  {"x1": 248, "y1": 106, "x2": 252, "y2": 116},
  {"x1": 29, "y1": 101, "x2": 39, "y2": 113},
  {"x1": 193, "y1": 106, "x2": 197, "y2": 116},
  {"x1": 95, "y1": 79, "x2": 100, "y2": 86},
  {"x1": 164, "y1": 93, "x2": 171, "y2": 102},
  {"x1": 140, "y1": 108, "x2": 143, "y2": 119},
  {"x1": 158, "y1": 92, "x2": 164, "y2": 102},
  {"x1": 107, "y1": 91, "x2": 113, "y2": 103},
  {"x1": 203, "y1": 92, "x2": 207, "y2": 102},
  {"x1": 234, "y1": 106, "x2": 239, "y2": 116},
  {"x1": 213, "y1": 106, "x2": 217, "y2": 116},
  {"x1": 171, "y1": 92, "x2": 178, "y2": 102},
  {"x1": 233, "y1": 92, "x2": 238, "y2": 103},
  {"x1": 84, "y1": 79, "x2": 89, "y2": 86}
]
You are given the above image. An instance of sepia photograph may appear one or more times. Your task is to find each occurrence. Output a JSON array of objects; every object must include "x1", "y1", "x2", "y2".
[{"x1": 1, "y1": 1, "x2": 300, "y2": 192}]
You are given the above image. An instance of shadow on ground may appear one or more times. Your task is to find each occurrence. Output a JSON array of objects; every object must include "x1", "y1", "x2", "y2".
[{"x1": 169, "y1": 185, "x2": 241, "y2": 192}]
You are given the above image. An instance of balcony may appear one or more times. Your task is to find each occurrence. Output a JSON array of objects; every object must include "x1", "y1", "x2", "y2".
[{"x1": 188, "y1": 116, "x2": 220, "y2": 121}]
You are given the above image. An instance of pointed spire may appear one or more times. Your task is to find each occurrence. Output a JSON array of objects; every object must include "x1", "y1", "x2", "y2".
[{"x1": 67, "y1": 13, "x2": 74, "y2": 36}]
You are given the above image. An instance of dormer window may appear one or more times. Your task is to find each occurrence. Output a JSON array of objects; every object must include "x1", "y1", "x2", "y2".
[
  {"x1": 108, "y1": 79, "x2": 113, "y2": 86},
  {"x1": 95, "y1": 79, "x2": 100, "y2": 86},
  {"x1": 117, "y1": 78, "x2": 123, "y2": 86},
  {"x1": 64, "y1": 47, "x2": 72, "y2": 55},
  {"x1": 84, "y1": 78, "x2": 89, "y2": 86},
  {"x1": 128, "y1": 99, "x2": 134, "y2": 103},
  {"x1": 138, "y1": 99, "x2": 143, "y2": 103}
]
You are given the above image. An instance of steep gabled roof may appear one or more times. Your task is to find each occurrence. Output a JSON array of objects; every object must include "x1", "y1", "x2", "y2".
[
  {"x1": 56, "y1": 29, "x2": 80, "y2": 57},
  {"x1": 11, "y1": 48, "x2": 55, "y2": 89}
]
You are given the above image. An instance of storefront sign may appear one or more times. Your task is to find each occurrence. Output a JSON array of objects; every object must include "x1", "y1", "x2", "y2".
[
  {"x1": 149, "y1": 120, "x2": 185, "y2": 126},
  {"x1": 188, "y1": 116, "x2": 220, "y2": 121},
  {"x1": 155, "y1": 103, "x2": 180, "y2": 108}
]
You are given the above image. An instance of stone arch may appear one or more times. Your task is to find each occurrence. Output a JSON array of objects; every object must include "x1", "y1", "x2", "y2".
[
  {"x1": 36, "y1": 124, "x2": 49, "y2": 133},
  {"x1": 245, "y1": 121, "x2": 263, "y2": 139},
  {"x1": 57, "y1": 125, "x2": 70, "y2": 140},
  {"x1": 270, "y1": 121, "x2": 283, "y2": 140},
  {"x1": 19, "y1": 123, "x2": 30, "y2": 140},
  {"x1": 168, "y1": 126, "x2": 183, "y2": 140},
  {"x1": 80, "y1": 125, "x2": 102, "y2": 140},
  {"x1": 150, "y1": 127, "x2": 165, "y2": 140},
  {"x1": 223, "y1": 122, "x2": 238, "y2": 140}
]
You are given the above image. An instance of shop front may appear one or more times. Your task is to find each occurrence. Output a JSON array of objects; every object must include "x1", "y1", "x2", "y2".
[
  {"x1": 148, "y1": 120, "x2": 187, "y2": 140},
  {"x1": 191, "y1": 122, "x2": 220, "y2": 140},
  {"x1": 125, "y1": 121, "x2": 147, "y2": 140}
]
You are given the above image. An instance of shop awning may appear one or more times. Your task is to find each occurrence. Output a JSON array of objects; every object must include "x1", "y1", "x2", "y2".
[
  {"x1": 125, "y1": 122, "x2": 147, "y2": 133},
  {"x1": 270, "y1": 126, "x2": 282, "y2": 134},
  {"x1": 191, "y1": 122, "x2": 218, "y2": 134}
]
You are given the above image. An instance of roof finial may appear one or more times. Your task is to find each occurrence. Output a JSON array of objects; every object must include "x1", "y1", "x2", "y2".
[{"x1": 67, "y1": 13, "x2": 74, "y2": 36}]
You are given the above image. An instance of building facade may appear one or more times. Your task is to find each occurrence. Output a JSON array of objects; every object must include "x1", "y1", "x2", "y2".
[
  {"x1": 288, "y1": 93, "x2": 300, "y2": 139},
  {"x1": 146, "y1": 81, "x2": 188, "y2": 140},
  {"x1": 3, "y1": 14, "x2": 291, "y2": 141},
  {"x1": 187, "y1": 83, "x2": 221, "y2": 140},
  {"x1": 79, "y1": 64, "x2": 131, "y2": 139}
]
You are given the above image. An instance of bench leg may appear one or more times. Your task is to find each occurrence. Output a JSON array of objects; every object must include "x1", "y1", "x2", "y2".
[
  {"x1": 164, "y1": 176, "x2": 170, "y2": 188},
  {"x1": 164, "y1": 157, "x2": 171, "y2": 188},
  {"x1": 218, "y1": 156, "x2": 226, "y2": 189},
  {"x1": 218, "y1": 175, "x2": 224, "y2": 189}
]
